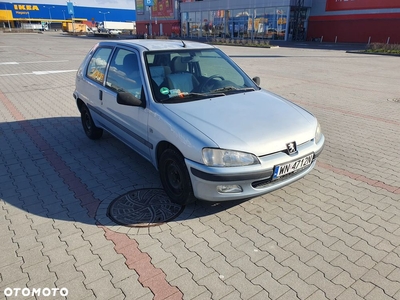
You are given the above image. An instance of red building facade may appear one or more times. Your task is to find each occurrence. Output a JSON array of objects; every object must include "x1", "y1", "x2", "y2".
[{"x1": 307, "y1": 0, "x2": 400, "y2": 44}]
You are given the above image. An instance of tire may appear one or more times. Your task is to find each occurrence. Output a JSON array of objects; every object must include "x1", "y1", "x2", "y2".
[
  {"x1": 159, "y1": 148, "x2": 196, "y2": 205},
  {"x1": 80, "y1": 105, "x2": 103, "y2": 140}
]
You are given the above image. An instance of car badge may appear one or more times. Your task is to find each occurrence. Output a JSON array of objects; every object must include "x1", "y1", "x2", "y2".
[{"x1": 286, "y1": 142, "x2": 297, "y2": 155}]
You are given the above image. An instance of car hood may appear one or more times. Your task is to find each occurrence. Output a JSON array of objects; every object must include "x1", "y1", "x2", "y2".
[{"x1": 163, "y1": 90, "x2": 317, "y2": 156}]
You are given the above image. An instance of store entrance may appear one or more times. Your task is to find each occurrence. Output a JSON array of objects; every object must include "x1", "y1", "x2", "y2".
[{"x1": 288, "y1": 7, "x2": 308, "y2": 41}]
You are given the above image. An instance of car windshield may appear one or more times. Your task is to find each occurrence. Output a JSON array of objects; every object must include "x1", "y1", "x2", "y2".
[{"x1": 145, "y1": 48, "x2": 259, "y2": 103}]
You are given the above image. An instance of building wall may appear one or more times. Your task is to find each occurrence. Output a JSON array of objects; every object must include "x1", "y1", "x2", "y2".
[
  {"x1": 308, "y1": 0, "x2": 400, "y2": 43},
  {"x1": 179, "y1": 0, "x2": 298, "y2": 40},
  {"x1": 135, "y1": 0, "x2": 180, "y2": 36},
  {"x1": 0, "y1": 1, "x2": 136, "y2": 24},
  {"x1": 180, "y1": 0, "x2": 293, "y2": 12}
]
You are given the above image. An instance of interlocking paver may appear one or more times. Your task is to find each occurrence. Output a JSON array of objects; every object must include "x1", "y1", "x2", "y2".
[
  {"x1": 329, "y1": 240, "x2": 365, "y2": 262},
  {"x1": 75, "y1": 259, "x2": 111, "y2": 286},
  {"x1": 185, "y1": 240, "x2": 221, "y2": 264},
  {"x1": 305, "y1": 271, "x2": 345, "y2": 299},
  {"x1": 170, "y1": 273, "x2": 208, "y2": 299},
  {"x1": 195, "y1": 228, "x2": 227, "y2": 248},
  {"x1": 180, "y1": 256, "x2": 214, "y2": 281},
  {"x1": 60, "y1": 277, "x2": 95, "y2": 300},
  {"x1": 353, "y1": 240, "x2": 389, "y2": 263},
  {"x1": 365, "y1": 287, "x2": 395, "y2": 300},
  {"x1": 252, "y1": 269, "x2": 290, "y2": 299},
  {"x1": 327, "y1": 227, "x2": 359, "y2": 247},
  {"x1": 330, "y1": 254, "x2": 368, "y2": 281},
  {"x1": 335, "y1": 287, "x2": 364, "y2": 300},
  {"x1": 213, "y1": 240, "x2": 247, "y2": 264},
  {"x1": 282, "y1": 254, "x2": 318, "y2": 281},
  {"x1": 284, "y1": 240, "x2": 317, "y2": 263},
  {"x1": 153, "y1": 256, "x2": 189, "y2": 283},
  {"x1": 196, "y1": 271, "x2": 236, "y2": 299},
  {"x1": 86, "y1": 275, "x2": 122, "y2": 299},
  {"x1": 24, "y1": 261, "x2": 57, "y2": 288},
  {"x1": 249, "y1": 289, "x2": 271, "y2": 300},
  {"x1": 279, "y1": 271, "x2": 318, "y2": 300},
  {"x1": 224, "y1": 271, "x2": 263, "y2": 299},
  {"x1": 0, "y1": 261, "x2": 29, "y2": 289},
  {"x1": 362, "y1": 269, "x2": 400, "y2": 297},
  {"x1": 307, "y1": 255, "x2": 343, "y2": 280},
  {"x1": 113, "y1": 276, "x2": 153, "y2": 300}
]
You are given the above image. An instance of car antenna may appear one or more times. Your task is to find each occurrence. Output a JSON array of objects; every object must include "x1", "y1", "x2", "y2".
[{"x1": 181, "y1": 40, "x2": 186, "y2": 48}]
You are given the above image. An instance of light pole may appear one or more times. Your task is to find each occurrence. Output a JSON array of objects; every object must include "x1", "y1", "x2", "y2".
[
  {"x1": 62, "y1": 10, "x2": 66, "y2": 20},
  {"x1": 99, "y1": 11, "x2": 110, "y2": 22},
  {"x1": 27, "y1": 11, "x2": 31, "y2": 24},
  {"x1": 149, "y1": 6, "x2": 152, "y2": 37},
  {"x1": 43, "y1": 5, "x2": 54, "y2": 30},
  {"x1": 66, "y1": 1, "x2": 75, "y2": 33},
  {"x1": 4, "y1": 3, "x2": 11, "y2": 31}
]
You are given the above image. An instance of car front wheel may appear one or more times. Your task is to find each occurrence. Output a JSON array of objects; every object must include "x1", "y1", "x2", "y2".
[
  {"x1": 159, "y1": 148, "x2": 195, "y2": 205},
  {"x1": 80, "y1": 105, "x2": 103, "y2": 140}
]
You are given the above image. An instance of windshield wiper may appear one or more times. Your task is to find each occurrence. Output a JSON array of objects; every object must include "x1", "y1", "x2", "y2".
[
  {"x1": 161, "y1": 92, "x2": 225, "y2": 103},
  {"x1": 210, "y1": 86, "x2": 256, "y2": 93}
]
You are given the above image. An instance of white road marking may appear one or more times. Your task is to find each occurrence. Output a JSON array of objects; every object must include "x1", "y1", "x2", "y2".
[
  {"x1": 0, "y1": 60, "x2": 69, "y2": 65},
  {"x1": 0, "y1": 70, "x2": 77, "y2": 77},
  {"x1": 24, "y1": 60, "x2": 70, "y2": 64}
]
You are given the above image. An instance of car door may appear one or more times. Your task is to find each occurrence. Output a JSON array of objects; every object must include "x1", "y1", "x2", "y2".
[
  {"x1": 80, "y1": 46, "x2": 114, "y2": 126},
  {"x1": 102, "y1": 47, "x2": 151, "y2": 160}
]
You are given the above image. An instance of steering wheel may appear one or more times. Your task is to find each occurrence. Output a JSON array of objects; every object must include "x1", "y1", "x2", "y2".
[{"x1": 198, "y1": 75, "x2": 225, "y2": 92}]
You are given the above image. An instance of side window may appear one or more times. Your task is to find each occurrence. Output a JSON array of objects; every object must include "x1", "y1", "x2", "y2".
[
  {"x1": 106, "y1": 48, "x2": 143, "y2": 99},
  {"x1": 86, "y1": 47, "x2": 112, "y2": 84}
]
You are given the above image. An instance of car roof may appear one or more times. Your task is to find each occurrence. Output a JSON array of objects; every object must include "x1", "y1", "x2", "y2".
[{"x1": 101, "y1": 39, "x2": 216, "y2": 51}]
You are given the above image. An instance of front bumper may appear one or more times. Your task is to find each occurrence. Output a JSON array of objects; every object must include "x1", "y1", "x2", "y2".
[{"x1": 186, "y1": 135, "x2": 325, "y2": 202}]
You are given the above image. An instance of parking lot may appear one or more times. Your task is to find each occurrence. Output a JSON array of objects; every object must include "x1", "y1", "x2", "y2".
[{"x1": 1, "y1": 32, "x2": 400, "y2": 300}]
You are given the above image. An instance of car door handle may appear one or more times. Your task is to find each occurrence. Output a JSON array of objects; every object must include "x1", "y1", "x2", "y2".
[{"x1": 99, "y1": 90, "x2": 103, "y2": 101}]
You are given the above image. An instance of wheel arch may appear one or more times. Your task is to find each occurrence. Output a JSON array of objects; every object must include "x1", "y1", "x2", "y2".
[
  {"x1": 76, "y1": 98, "x2": 85, "y2": 113},
  {"x1": 156, "y1": 141, "x2": 181, "y2": 170}
]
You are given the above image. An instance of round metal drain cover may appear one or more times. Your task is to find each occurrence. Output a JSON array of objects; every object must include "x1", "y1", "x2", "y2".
[{"x1": 107, "y1": 188, "x2": 184, "y2": 227}]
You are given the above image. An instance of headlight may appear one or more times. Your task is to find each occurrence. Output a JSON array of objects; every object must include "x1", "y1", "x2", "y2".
[
  {"x1": 202, "y1": 148, "x2": 260, "y2": 167},
  {"x1": 315, "y1": 122, "x2": 322, "y2": 144}
]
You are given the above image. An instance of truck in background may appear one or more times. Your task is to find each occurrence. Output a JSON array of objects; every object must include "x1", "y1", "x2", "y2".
[
  {"x1": 22, "y1": 23, "x2": 48, "y2": 31},
  {"x1": 62, "y1": 22, "x2": 91, "y2": 34},
  {"x1": 97, "y1": 21, "x2": 136, "y2": 35}
]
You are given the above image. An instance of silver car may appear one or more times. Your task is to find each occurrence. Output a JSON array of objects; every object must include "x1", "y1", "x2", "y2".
[{"x1": 74, "y1": 40, "x2": 325, "y2": 205}]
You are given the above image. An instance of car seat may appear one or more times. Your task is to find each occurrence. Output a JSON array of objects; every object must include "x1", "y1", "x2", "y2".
[
  {"x1": 166, "y1": 56, "x2": 199, "y2": 92},
  {"x1": 122, "y1": 53, "x2": 140, "y2": 80}
]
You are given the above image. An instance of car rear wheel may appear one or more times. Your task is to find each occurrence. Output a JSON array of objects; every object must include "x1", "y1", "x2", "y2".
[
  {"x1": 80, "y1": 105, "x2": 103, "y2": 140},
  {"x1": 159, "y1": 148, "x2": 195, "y2": 205}
]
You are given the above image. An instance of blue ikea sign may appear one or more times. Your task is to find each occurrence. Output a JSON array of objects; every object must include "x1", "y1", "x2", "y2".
[{"x1": 145, "y1": 0, "x2": 154, "y2": 6}]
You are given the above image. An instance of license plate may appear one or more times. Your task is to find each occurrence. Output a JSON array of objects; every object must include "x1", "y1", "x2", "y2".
[{"x1": 273, "y1": 154, "x2": 314, "y2": 179}]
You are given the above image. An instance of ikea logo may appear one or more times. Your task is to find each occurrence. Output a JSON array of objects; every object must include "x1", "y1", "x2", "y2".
[{"x1": 14, "y1": 4, "x2": 40, "y2": 10}]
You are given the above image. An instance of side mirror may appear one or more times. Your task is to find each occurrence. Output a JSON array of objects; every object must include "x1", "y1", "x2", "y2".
[
  {"x1": 117, "y1": 92, "x2": 144, "y2": 107},
  {"x1": 252, "y1": 76, "x2": 260, "y2": 86}
]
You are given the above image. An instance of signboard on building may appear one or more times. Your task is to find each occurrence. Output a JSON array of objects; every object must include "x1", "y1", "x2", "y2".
[
  {"x1": 67, "y1": 1, "x2": 74, "y2": 15},
  {"x1": 136, "y1": 0, "x2": 144, "y2": 14},
  {"x1": 151, "y1": 0, "x2": 174, "y2": 19},
  {"x1": 326, "y1": 0, "x2": 400, "y2": 11}
]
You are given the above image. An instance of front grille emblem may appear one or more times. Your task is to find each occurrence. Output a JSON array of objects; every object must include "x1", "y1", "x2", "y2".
[{"x1": 286, "y1": 142, "x2": 297, "y2": 155}]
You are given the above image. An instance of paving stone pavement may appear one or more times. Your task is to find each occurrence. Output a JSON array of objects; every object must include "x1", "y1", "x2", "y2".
[{"x1": 0, "y1": 32, "x2": 399, "y2": 300}]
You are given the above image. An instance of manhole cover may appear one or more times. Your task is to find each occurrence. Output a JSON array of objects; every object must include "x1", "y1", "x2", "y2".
[{"x1": 107, "y1": 188, "x2": 185, "y2": 227}]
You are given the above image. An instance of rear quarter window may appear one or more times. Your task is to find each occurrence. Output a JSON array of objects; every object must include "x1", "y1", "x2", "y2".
[{"x1": 86, "y1": 47, "x2": 113, "y2": 84}]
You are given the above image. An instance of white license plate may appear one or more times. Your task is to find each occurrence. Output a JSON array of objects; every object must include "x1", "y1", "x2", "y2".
[{"x1": 273, "y1": 154, "x2": 314, "y2": 179}]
